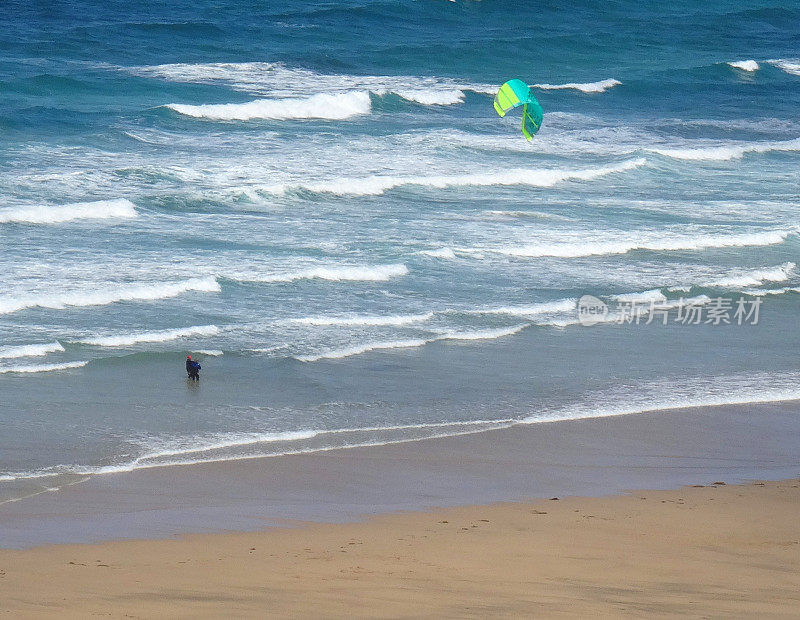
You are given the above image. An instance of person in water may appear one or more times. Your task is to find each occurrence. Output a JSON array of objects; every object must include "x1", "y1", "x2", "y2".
[{"x1": 186, "y1": 355, "x2": 201, "y2": 381}]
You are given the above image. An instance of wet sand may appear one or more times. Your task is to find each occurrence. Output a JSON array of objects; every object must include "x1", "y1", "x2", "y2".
[
  {"x1": 2, "y1": 401, "x2": 799, "y2": 548},
  {"x1": 2, "y1": 479, "x2": 800, "y2": 618},
  {"x1": 1, "y1": 401, "x2": 800, "y2": 617}
]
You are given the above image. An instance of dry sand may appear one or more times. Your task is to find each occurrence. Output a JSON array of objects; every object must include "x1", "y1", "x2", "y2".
[{"x1": 2, "y1": 479, "x2": 799, "y2": 618}]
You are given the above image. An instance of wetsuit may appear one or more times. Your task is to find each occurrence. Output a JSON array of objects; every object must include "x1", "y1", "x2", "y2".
[{"x1": 186, "y1": 359, "x2": 201, "y2": 380}]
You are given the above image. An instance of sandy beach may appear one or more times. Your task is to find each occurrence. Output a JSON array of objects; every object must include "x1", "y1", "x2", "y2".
[
  {"x1": 1, "y1": 402, "x2": 800, "y2": 617},
  {"x1": 2, "y1": 479, "x2": 799, "y2": 618}
]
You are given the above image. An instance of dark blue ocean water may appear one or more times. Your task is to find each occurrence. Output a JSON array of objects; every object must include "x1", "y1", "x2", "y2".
[{"x1": 1, "y1": 0, "x2": 799, "y2": 502}]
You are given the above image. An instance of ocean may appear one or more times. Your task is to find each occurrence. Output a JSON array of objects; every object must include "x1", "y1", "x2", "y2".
[{"x1": 1, "y1": 0, "x2": 799, "y2": 504}]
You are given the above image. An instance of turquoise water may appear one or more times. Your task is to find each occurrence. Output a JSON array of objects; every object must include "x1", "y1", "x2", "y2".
[{"x1": 1, "y1": 1, "x2": 800, "y2": 502}]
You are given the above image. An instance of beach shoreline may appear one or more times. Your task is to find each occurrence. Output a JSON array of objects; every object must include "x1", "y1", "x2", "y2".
[
  {"x1": 1, "y1": 401, "x2": 799, "y2": 616},
  {"x1": 2, "y1": 478, "x2": 799, "y2": 618},
  {"x1": 2, "y1": 400, "x2": 799, "y2": 549}
]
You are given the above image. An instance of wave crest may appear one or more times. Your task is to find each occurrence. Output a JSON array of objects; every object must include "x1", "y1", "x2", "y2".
[
  {"x1": 288, "y1": 312, "x2": 433, "y2": 327},
  {"x1": 266, "y1": 159, "x2": 646, "y2": 196},
  {"x1": 0, "y1": 199, "x2": 137, "y2": 225},
  {"x1": 0, "y1": 277, "x2": 221, "y2": 316},
  {"x1": 704, "y1": 262, "x2": 795, "y2": 288},
  {"x1": 728, "y1": 60, "x2": 760, "y2": 72},
  {"x1": 533, "y1": 78, "x2": 621, "y2": 93},
  {"x1": 78, "y1": 325, "x2": 219, "y2": 347},
  {"x1": 0, "y1": 342, "x2": 65, "y2": 359},
  {"x1": 230, "y1": 264, "x2": 409, "y2": 283},
  {"x1": 0, "y1": 361, "x2": 87, "y2": 374},
  {"x1": 166, "y1": 91, "x2": 371, "y2": 121},
  {"x1": 652, "y1": 137, "x2": 800, "y2": 161},
  {"x1": 476, "y1": 229, "x2": 793, "y2": 259},
  {"x1": 768, "y1": 58, "x2": 800, "y2": 76}
]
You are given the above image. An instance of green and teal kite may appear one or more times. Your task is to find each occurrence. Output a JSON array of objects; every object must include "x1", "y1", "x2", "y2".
[{"x1": 493, "y1": 79, "x2": 543, "y2": 140}]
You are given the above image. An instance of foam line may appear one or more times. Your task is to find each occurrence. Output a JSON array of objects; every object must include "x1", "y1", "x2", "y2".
[
  {"x1": 231, "y1": 264, "x2": 409, "y2": 283},
  {"x1": 0, "y1": 277, "x2": 221, "y2": 316},
  {"x1": 288, "y1": 312, "x2": 433, "y2": 327},
  {"x1": 0, "y1": 361, "x2": 88, "y2": 374},
  {"x1": 0, "y1": 199, "x2": 137, "y2": 224},
  {"x1": 532, "y1": 78, "x2": 621, "y2": 93},
  {"x1": 266, "y1": 159, "x2": 646, "y2": 197},
  {"x1": 478, "y1": 229, "x2": 793, "y2": 259},
  {"x1": 78, "y1": 325, "x2": 219, "y2": 347},
  {"x1": 0, "y1": 342, "x2": 65, "y2": 359},
  {"x1": 166, "y1": 92, "x2": 371, "y2": 120},
  {"x1": 727, "y1": 60, "x2": 759, "y2": 72}
]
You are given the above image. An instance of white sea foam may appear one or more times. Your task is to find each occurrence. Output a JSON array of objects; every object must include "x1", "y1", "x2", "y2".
[
  {"x1": 768, "y1": 58, "x2": 800, "y2": 77},
  {"x1": 540, "y1": 293, "x2": 712, "y2": 328},
  {"x1": 419, "y1": 247, "x2": 457, "y2": 259},
  {"x1": 126, "y1": 61, "x2": 497, "y2": 110},
  {"x1": 728, "y1": 60, "x2": 760, "y2": 72},
  {"x1": 296, "y1": 322, "x2": 531, "y2": 362},
  {"x1": 0, "y1": 361, "x2": 87, "y2": 374},
  {"x1": 651, "y1": 137, "x2": 800, "y2": 161},
  {"x1": 267, "y1": 159, "x2": 646, "y2": 196},
  {"x1": 532, "y1": 78, "x2": 621, "y2": 93},
  {"x1": 439, "y1": 324, "x2": 527, "y2": 341},
  {"x1": 288, "y1": 312, "x2": 433, "y2": 327},
  {"x1": 459, "y1": 299, "x2": 577, "y2": 318},
  {"x1": 612, "y1": 289, "x2": 668, "y2": 304},
  {"x1": 248, "y1": 344, "x2": 290, "y2": 354},
  {"x1": 135, "y1": 430, "x2": 321, "y2": 461},
  {"x1": 482, "y1": 229, "x2": 792, "y2": 259},
  {"x1": 521, "y1": 372, "x2": 800, "y2": 425},
  {"x1": 0, "y1": 277, "x2": 221, "y2": 315},
  {"x1": 0, "y1": 198, "x2": 137, "y2": 224},
  {"x1": 741, "y1": 286, "x2": 800, "y2": 297},
  {"x1": 0, "y1": 420, "x2": 515, "y2": 481},
  {"x1": 483, "y1": 210, "x2": 572, "y2": 221},
  {"x1": 167, "y1": 91, "x2": 372, "y2": 121},
  {"x1": 704, "y1": 262, "x2": 795, "y2": 288},
  {"x1": 78, "y1": 325, "x2": 219, "y2": 347},
  {"x1": 296, "y1": 338, "x2": 430, "y2": 362},
  {"x1": 392, "y1": 88, "x2": 465, "y2": 105},
  {"x1": 192, "y1": 349, "x2": 224, "y2": 356},
  {"x1": 232, "y1": 263, "x2": 409, "y2": 283},
  {"x1": 0, "y1": 342, "x2": 65, "y2": 359}
]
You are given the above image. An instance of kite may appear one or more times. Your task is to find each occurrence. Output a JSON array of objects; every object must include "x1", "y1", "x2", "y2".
[{"x1": 493, "y1": 79, "x2": 543, "y2": 140}]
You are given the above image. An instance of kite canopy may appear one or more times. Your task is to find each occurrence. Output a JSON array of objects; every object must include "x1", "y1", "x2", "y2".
[{"x1": 493, "y1": 79, "x2": 543, "y2": 140}]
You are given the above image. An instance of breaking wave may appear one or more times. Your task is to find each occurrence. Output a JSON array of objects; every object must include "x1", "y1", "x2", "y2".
[
  {"x1": 456, "y1": 299, "x2": 577, "y2": 318},
  {"x1": 532, "y1": 78, "x2": 621, "y2": 93},
  {"x1": 266, "y1": 159, "x2": 646, "y2": 196},
  {"x1": 727, "y1": 60, "x2": 760, "y2": 72},
  {"x1": 288, "y1": 312, "x2": 433, "y2": 327},
  {"x1": 0, "y1": 277, "x2": 221, "y2": 316},
  {"x1": 438, "y1": 325, "x2": 528, "y2": 341},
  {"x1": 471, "y1": 229, "x2": 793, "y2": 259},
  {"x1": 229, "y1": 263, "x2": 409, "y2": 283},
  {"x1": 296, "y1": 324, "x2": 529, "y2": 362},
  {"x1": 296, "y1": 338, "x2": 430, "y2": 362},
  {"x1": 166, "y1": 91, "x2": 372, "y2": 121},
  {"x1": 768, "y1": 58, "x2": 800, "y2": 77},
  {"x1": 704, "y1": 262, "x2": 795, "y2": 288},
  {"x1": 0, "y1": 199, "x2": 137, "y2": 225},
  {"x1": 0, "y1": 361, "x2": 87, "y2": 374},
  {"x1": 0, "y1": 342, "x2": 65, "y2": 359},
  {"x1": 77, "y1": 325, "x2": 219, "y2": 347},
  {"x1": 651, "y1": 137, "x2": 800, "y2": 161},
  {"x1": 419, "y1": 247, "x2": 457, "y2": 259}
]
